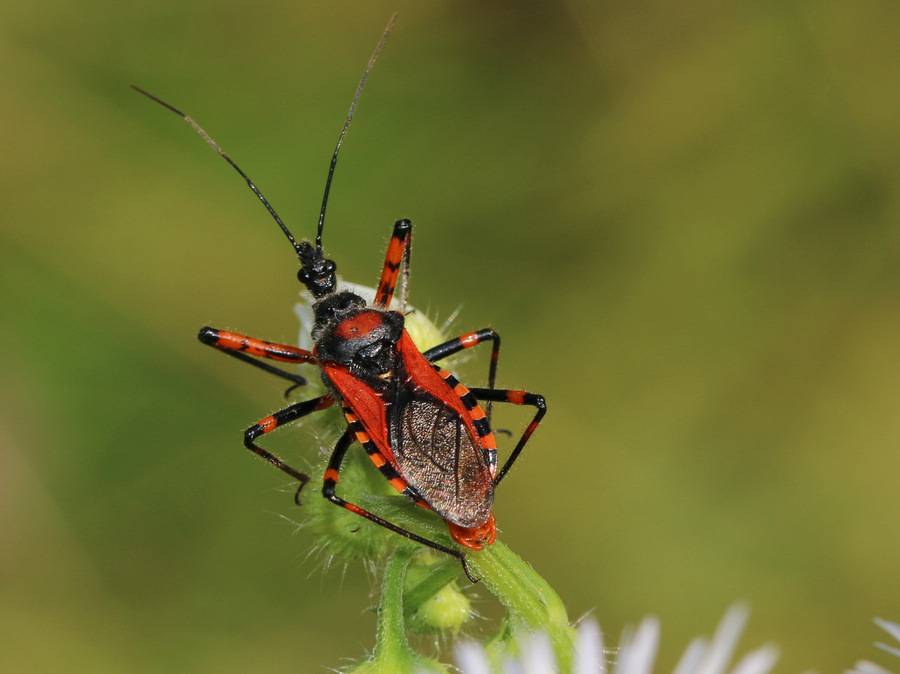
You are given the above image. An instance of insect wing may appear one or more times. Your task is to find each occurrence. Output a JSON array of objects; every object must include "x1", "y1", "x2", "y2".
[
  {"x1": 394, "y1": 331, "x2": 495, "y2": 527},
  {"x1": 320, "y1": 361, "x2": 395, "y2": 461},
  {"x1": 390, "y1": 388, "x2": 494, "y2": 529}
]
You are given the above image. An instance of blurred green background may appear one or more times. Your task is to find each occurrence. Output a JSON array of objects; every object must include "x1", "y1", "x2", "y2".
[{"x1": 2, "y1": 0, "x2": 899, "y2": 671}]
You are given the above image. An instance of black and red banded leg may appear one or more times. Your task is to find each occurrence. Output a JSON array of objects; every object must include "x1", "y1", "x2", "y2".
[
  {"x1": 373, "y1": 219, "x2": 412, "y2": 310},
  {"x1": 423, "y1": 328, "x2": 501, "y2": 419},
  {"x1": 467, "y1": 387, "x2": 546, "y2": 486},
  {"x1": 199, "y1": 326, "x2": 318, "y2": 394},
  {"x1": 322, "y1": 425, "x2": 479, "y2": 583},
  {"x1": 243, "y1": 394, "x2": 335, "y2": 503}
]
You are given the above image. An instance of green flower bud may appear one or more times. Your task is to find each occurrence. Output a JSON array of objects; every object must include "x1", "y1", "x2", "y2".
[{"x1": 409, "y1": 581, "x2": 472, "y2": 635}]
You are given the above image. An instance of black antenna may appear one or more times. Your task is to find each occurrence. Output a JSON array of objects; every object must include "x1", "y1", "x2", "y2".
[
  {"x1": 131, "y1": 13, "x2": 396, "y2": 260},
  {"x1": 130, "y1": 84, "x2": 304, "y2": 256},
  {"x1": 316, "y1": 13, "x2": 396, "y2": 251}
]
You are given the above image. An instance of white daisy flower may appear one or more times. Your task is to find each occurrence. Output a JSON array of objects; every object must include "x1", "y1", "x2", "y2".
[{"x1": 444, "y1": 605, "x2": 777, "y2": 674}]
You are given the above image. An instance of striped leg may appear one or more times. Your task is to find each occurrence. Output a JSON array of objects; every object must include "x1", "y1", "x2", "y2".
[
  {"x1": 373, "y1": 219, "x2": 412, "y2": 310},
  {"x1": 423, "y1": 328, "x2": 501, "y2": 419},
  {"x1": 198, "y1": 326, "x2": 318, "y2": 394},
  {"x1": 243, "y1": 394, "x2": 335, "y2": 503},
  {"x1": 322, "y1": 420, "x2": 478, "y2": 583},
  {"x1": 467, "y1": 387, "x2": 546, "y2": 487}
]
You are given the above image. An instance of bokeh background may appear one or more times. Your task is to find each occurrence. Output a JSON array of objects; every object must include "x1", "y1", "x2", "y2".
[{"x1": 2, "y1": 1, "x2": 899, "y2": 671}]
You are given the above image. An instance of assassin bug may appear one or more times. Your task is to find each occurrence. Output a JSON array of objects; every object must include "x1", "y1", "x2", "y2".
[{"x1": 133, "y1": 17, "x2": 545, "y2": 581}]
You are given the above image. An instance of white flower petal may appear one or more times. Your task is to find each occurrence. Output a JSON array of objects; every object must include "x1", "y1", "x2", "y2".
[
  {"x1": 728, "y1": 646, "x2": 779, "y2": 674},
  {"x1": 845, "y1": 660, "x2": 894, "y2": 674},
  {"x1": 695, "y1": 605, "x2": 750, "y2": 674},
  {"x1": 454, "y1": 641, "x2": 493, "y2": 674},
  {"x1": 875, "y1": 619, "x2": 900, "y2": 644},
  {"x1": 521, "y1": 631, "x2": 557, "y2": 674},
  {"x1": 615, "y1": 616, "x2": 660, "y2": 674},
  {"x1": 502, "y1": 659, "x2": 524, "y2": 674},
  {"x1": 574, "y1": 619, "x2": 605, "y2": 674},
  {"x1": 673, "y1": 637, "x2": 708, "y2": 674},
  {"x1": 875, "y1": 643, "x2": 900, "y2": 660}
]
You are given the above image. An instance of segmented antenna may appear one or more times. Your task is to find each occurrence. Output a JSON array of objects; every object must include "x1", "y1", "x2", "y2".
[
  {"x1": 131, "y1": 13, "x2": 396, "y2": 259},
  {"x1": 130, "y1": 84, "x2": 303, "y2": 256},
  {"x1": 317, "y1": 13, "x2": 396, "y2": 251}
]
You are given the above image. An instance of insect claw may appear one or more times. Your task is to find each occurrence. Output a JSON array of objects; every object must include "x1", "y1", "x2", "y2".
[{"x1": 460, "y1": 555, "x2": 479, "y2": 584}]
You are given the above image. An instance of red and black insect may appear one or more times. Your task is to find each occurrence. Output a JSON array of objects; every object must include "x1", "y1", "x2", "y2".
[{"x1": 133, "y1": 18, "x2": 545, "y2": 581}]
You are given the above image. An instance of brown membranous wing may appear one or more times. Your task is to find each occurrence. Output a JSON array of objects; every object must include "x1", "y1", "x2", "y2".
[{"x1": 391, "y1": 392, "x2": 493, "y2": 528}]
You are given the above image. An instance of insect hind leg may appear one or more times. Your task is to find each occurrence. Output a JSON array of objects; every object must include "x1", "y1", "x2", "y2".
[
  {"x1": 424, "y1": 328, "x2": 501, "y2": 419},
  {"x1": 467, "y1": 387, "x2": 546, "y2": 487},
  {"x1": 321, "y1": 428, "x2": 478, "y2": 582}
]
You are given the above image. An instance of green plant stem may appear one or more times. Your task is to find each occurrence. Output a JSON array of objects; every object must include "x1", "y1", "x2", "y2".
[
  {"x1": 369, "y1": 546, "x2": 447, "y2": 673},
  {"x1": 467, "y1": 541, "x2": 577, "y2": 671},
  {"x1": 374, "y1": 546, "x2": 416, "y2": 668}
]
